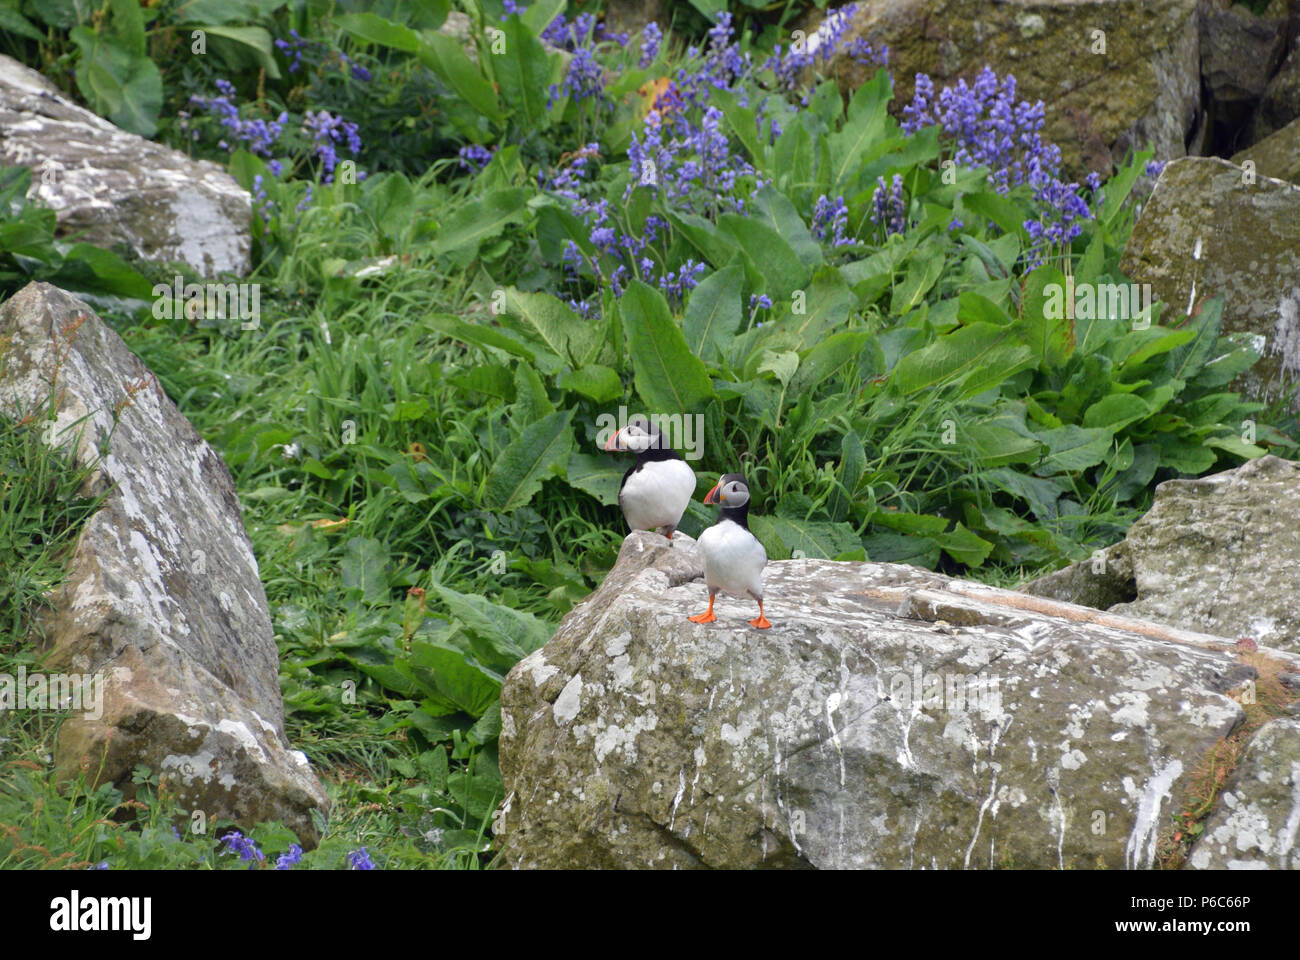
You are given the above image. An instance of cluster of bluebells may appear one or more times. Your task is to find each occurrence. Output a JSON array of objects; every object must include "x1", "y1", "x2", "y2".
[
  {"x1": 347, "y1": 847, "x2": 375, "y2": 870},
  {"x1": 627, "y1": 105, "x2": 757, "y2": 215},
  {"x1": 811, "y1": 194, "x2": 853, "y2": 248},
  {"x1": 541, "y1": 12, "x2": 628, "y2": 50},
  {"x1": 275, "y1": 30, "x2": 372, "y2": 81},
  {"x1": 765, "y1": 5, "x2": 888, "y2": 96},
  {"x1": 902, "y1": 67, "x2": 1092, "y2": 263},
  {"x1": 188, "y1": 80, "x2": 287, "y2": 157},
  {"x1": 458, "y1": 143, "x2": 496, "y2": 173},
  {"x1": 276, "y1": 844, "x2": 303, "y2": 870},
  {"x1": 221, "y1": 830, "x2": 264, "y2": 869},
  {"x1": 303, "y1": 109, "x2": 364, "y2": 183},
  {"x1": 639, "y1": 22, "x2": 662, "y2": 68},
  {"x1": 548, "y1": 46, "x2": 608, "y2": 110},
  {"x1": 871, "y1": 175, "x2": 907, "y2": 236}
]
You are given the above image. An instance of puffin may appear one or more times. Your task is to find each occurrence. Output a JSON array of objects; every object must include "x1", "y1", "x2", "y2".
[
  {"x1": 688, "y1": 473, "x2": 771, "y2": 629},
  {"x1": 604, "y1": 416, "x2": 696, "y2": 539}
]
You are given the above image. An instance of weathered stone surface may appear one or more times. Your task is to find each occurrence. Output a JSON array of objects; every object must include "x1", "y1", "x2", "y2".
[
  {"x1": 1108, "y1": 456, "x2": 1300, "y2": 653},
  {"x1": 497, "y1": 531, "x2": 1300, "y2": 869},
  {"x1": 1120, "y1": 157, "x2": 1300, "y2": 409},
  {"x1": 0, "y1": 54, "x2": 250, "y2": 277},
  {"x1": 602, "y1": 0, "x2": 666, "y2": 37},
  {"x1": 1187, "y1": 718, "x2": 1300, "y2": 869},
  {"x1": 0, "y1": 282, "x2": 327, "y2": 843},
  {"x1": 1019, "y1": 540, "x2": 1134, "y2": 610},
  {"x1": 1021, "y1": 456, "x2": 1300, "y2": 656},
  {"x1": 1200, "y1": 2, "x2": 1286, "y2": 103},
  {"x1": 1232, "y1": 115, "x2": 1300, "y2": 184},
  {"x1": 1248, "y1": 40, "x2": 1300, "y2": 142},
  {"x1": 817, "y1": 0, "x2": 1201, "y2": 179}
]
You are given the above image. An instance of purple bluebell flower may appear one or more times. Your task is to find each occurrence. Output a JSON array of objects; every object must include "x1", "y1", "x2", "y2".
[
  {"x1": 639, "y1": 22, "x2": 662, "y2": 68},
  {"x1": 1145, "y1": 159, "x2": 1166, "y2": 177},
  {"x1": 347, "y1": 847, "x2": 375, "y2": 870},
  {"x1": 812, "y1": 194, "x2": 853, "y2": 247},
  {"x1": 221, "y1": 830, "x2": 264, "y2": 869},
  {"x1": 458, "y1": 143, "x2": 496, "y2": 172},
  {"x1": 303, "y1": 109, "x2": 362, "y2": 182},
  {"x1": 275, "y1": 844, "x2": 303, "y2": 870},
  {"x1": 871, "y1": 175, "x2": 906, "y2": 236}
]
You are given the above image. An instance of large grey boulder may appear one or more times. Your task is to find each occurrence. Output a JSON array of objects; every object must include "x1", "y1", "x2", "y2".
[
  {"x1": 1200, "y1": 2, "x2": 1286, "y2": 105},
  {"x1": 0, "y1": 54, "x2": 250, "y2": 277},
  {"x1": 0, "y1": 282, "x2": 327, "y2": 843},
  {"x1": 1119, "y1": 157, "x2": 1300, "y2": 410},
  {"x1": 816, "y1": 0, "x2": 1201, "y2": 179},
  {"x1": 1023, "y1": 456, "x2": 1300, "y2": 656},
  {"x1": 1231, "y1": 115, "x2": 1300, "y2": 184},
  {"x1": 1187, "y1": 717, "x2": 1300, "y2": 869},
  {"x1": 496, "y1": 530, "x2": 1300, "y2": 869}
]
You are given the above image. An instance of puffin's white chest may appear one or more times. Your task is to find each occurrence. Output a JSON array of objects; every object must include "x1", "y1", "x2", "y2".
[
  {"x1": 697, "y1": 518, "x2": 766, "y2": 598},
  {"x1": 619, "y1": 458, "x2": 696, "y2": 531}
]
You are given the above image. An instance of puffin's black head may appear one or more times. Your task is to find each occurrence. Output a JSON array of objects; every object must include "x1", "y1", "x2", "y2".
[
  {"x1": 604, "y1": 416, "x2": 667, "y2": 454},
  {"x1": 703, "y1": 473, "x2": 751, "y2": 507}
]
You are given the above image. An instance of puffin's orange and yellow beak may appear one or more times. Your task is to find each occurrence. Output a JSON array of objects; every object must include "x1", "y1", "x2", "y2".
[
  {"x1": 604, "y1": 429, "x2": 621, "y2": 451},
  {"x1": 703, "y1": 481, "x2": 723, "y2": 504}
]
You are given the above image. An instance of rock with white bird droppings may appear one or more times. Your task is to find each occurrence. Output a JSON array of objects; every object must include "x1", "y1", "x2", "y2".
[
  {"x1": 1119, "y1": 157, "x2": 1300, "y2": 411},
  {"x1": 0, "y1": 54, "x2": 250, "y2": 277},
  {"x1": 496, "y1": 531, "x2": 1300, "y2": 868},
  {"x1": 1023, "y1": 456, "x2": 1300, "y2": 655},
  {"x1": 1186, "y1": 718, "x2": 1300, "y2": 870},
  {"x1": 0, "y1": 283, "x2": 327, "y2": 843}
]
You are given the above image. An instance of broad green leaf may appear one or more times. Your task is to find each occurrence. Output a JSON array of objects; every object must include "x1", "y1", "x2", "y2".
[
  {"x1": 1203, "y1": 434, "x2": 1265, "y2": 459},
  {"x1": 432, "y1": 584, "x2": 552, "y2": 661},
  {"x1": 502, "y1": 288, "x2": 593, "y2": 366},
  {"x1": 718, "y1": 214, "x2": 809, "y2": 298},
  {"x1": 556, "y1": 365, "x2": 623, "y2": 403},
  {"x1": 496, "y1": 16, "x2": 554, "y2": 130},
  {"x1": 432, "y1": 187, "x2": 530, "y2": 263},
  {"x1": 202, "y1": 25, "x2": 282, "y2": 79},
  {"x1": 406, "y1": 640, "x2": 501, "y2": 716},
  {"x1": 419, "y1": 32, "x2": 503, "y2": 124},
  {"x1": 621, "y1": 280, "x2": 714, "y2": 413},
  {"x1": 1018, "y1": 266, "x2": 1073, "y2": 367},
  {"x1": 891, "y1": 322, "x2": 1035, "y2": 399},
  {"x1": 683, "y1": 263, "x2": 743, "y2": 362},
  {"x1": 341, "y1": 537, "x2": 390, "y2": 603},
  {"x1": 1032, "y1": 424, "x2": 1114, "y2": 471},
  {"x1": 791, "y1": 330, "x2": 870, "y2": 394},
  {"x1": 337, "y1": 12, "x2": 420, "y2": 51},
  {"x1": 750, "y1": 515, "x2": 861, "y2": 560},
  {"x1": 1082, "y1": 393, "x2": 1151, "y2": 432},
  {"x1": 71, "y1": 27, "x2": 162, "y2": 136},
  {"x1": 751, "y1": 185, "x2": 822, "y2": 271},
  {"x1": 522, "y1": 0, "x2": 566, "y2": 31},
  {"x1": 889, "y1": 247, "x2": 944, "y2": 315},
  {"x1": 933, "y1": 523, "x2": 994, "y2": 566},
  {"x1": 482, "y1": 409, "x2": 574, "y2": 511},
  {"x1": 563, "y1": 451, "x2": 624, "y2": 504}
]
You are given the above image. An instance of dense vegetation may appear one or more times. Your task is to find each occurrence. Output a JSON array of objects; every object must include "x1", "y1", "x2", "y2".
[{"x1": 1, "y1": 0, "x2": 1294, "y2": 868}]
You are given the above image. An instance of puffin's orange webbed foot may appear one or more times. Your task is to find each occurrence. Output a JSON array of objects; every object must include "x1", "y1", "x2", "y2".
[
  {"x1": 688, "y1": 595, "x2": 716, "y2": 623},
  {"x1": 749, "y1": 601, "x2": 771, "y2": 629}
]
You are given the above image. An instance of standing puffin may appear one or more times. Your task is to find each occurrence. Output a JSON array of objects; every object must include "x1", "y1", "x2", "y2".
[
  {"x1": 688, "y1": 473, "x2": 771, "y2": 629},
  {"x1": 604, "y1": 416, "x2": 696, "y2": 539}
]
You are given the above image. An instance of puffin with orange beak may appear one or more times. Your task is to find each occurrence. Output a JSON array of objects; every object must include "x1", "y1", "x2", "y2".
[
  {"x1": 604, "y1": 416, "x2": 696, "y2": 540},
  {"x1": 688, "y1": 473, "x2": 771, "y2": 629}
]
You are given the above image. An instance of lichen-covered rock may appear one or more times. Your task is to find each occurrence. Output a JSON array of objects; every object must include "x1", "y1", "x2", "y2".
[
  {"x1": 1249, "y1": 41, "x2": 1300, "y2": 141},
  {"x1": 1200, "y1": 2, "x2": 1286, "y2": 103},
  {"x1": 1187, "y1": 718, "x2": 1300, "y2": 869},
  {"x1": 0, "y1": 55, "x2": 249, "y2": 277},
  {"x1": 1107, "y1": 456, "x2": 1300, "y2": 653},
  {"x1": 1119, "y1": 157, "x2": 1300, "y2": 409},
  {"x1": 1232, "y1": 115, "x2": 1300, "y2": 184},
  {"x1": 817, "y1": 0, "x2": 1201, "y2": 179},
  {"x1": 0, "y1": 282, "x2": 327, "y2": 843},
  {"x1": 1021, "y1": 457, "x2": 1300, "y2": 656},
  {"x1": 496, "y1": 531, "x2": 1300, "y2": 869}
]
